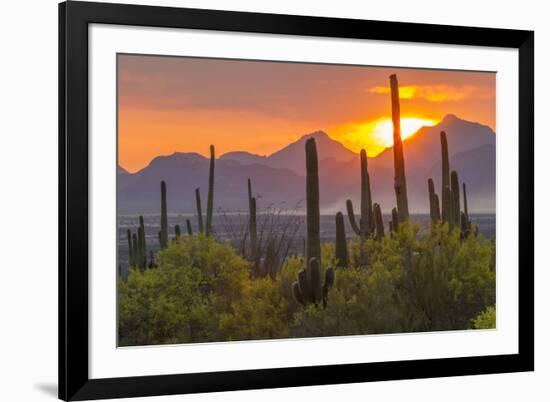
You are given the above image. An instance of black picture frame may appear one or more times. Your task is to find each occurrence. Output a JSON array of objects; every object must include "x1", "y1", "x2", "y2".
[{"x1": 59, "y1": 1, "x2": 534, "y2": 400}]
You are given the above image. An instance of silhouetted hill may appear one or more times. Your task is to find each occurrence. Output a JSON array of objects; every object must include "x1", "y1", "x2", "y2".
[
  {"x1": 118, "y1": 116, "x2": 496, "y2": 214},
  {"x1": 219, "y1": 130, "x2": 356, "y2": 175}
]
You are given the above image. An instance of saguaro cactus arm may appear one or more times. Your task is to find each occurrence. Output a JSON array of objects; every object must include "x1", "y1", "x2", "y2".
[
  {"x1": 293, "y1": 258, "x2": 334, "y2": 307},
  {"x1": 346, "y1": 200, "x2": 361, "y2": 235}
]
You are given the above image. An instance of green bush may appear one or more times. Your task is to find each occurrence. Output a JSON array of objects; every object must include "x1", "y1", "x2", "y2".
[
  {"x1": 118, "y1": 223, "x2": 496, "y2": 345},
  {"x1": 290, "y1": 222, "x2": 495, "y2": 337},
  {"x1": 472, "y1": 306, "x2": 496, "y2": 329},
  {"x1": 119, "y1": 235, "x2": 262, "y2": 345}
]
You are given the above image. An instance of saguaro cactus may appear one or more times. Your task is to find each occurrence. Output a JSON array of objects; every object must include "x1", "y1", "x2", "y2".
[
  {"x1": 373, "y1": 203, "x2": 385, "y2": 240},
  {"x1": 174, "y1": 224, "x2": 181, "y2": 239},
  {"x1": 160, "y1": 181, "x2": 168, "y2": 249},
  {"x1": 139, "y1": 215, "x2": 146, "y2": 267},
  {"x1": 451, "y1": 171, "x2": 461, "y2": 228},
  {"x1": 346, "y1": 149, "x2": 373, "y2": 238},
  {"x1": 186, "y1": 219, "x2": 193, "y2": 236},
  {"x1": 137, "y1": 226, "x2": 144, "y2": 268},
  {"x1": 206, "y1": 145, "x2": 215, "y2": 236},
  {"x1": 443, "y1": 185, "x2": 453, "y2": 229},
  {"x1": 292, "y1": 258, "x2": 334, "y2": 307},
  {"x1": 247, "y1": 178, "x2": 258, "y2": 262},
  {"x1": 131, "y1": 233, "x2": 138, "y2": 268},
  {"x1": 440, "y1": 131, "x2": 451, "y2": 223},
  {"x1": 389, "y1": 74, "x2": 409, "y2": 222},
  {"x1": 462, "y1": 182, "x2": 470, "y2": 230},
  {"x1": 460, "y1": 211, "x2": 470, "y2": 239},
  {"x1": 433, "y1": 194, "x2": 441, "y2": 222},
  {"x1": 391, "y1": 207, "x2": 399, "y2": 233},
  {"x1": 127, "y1": 229, "x2": 134, "y2": 267},
  {"x1": 195, "y1": 188, "x2": 204, "y2": 233},
  {"x1": 335, "y1": 212, "x2": 348, "y2": 268},
  {"x1": 291, "y1": 139, "x2": 334, "y2": 307},
  {"x1": 428, "y1": 178, "x2": 439, "y2": 224},
  {"x1": 305, "y1": 138, "x2": 321, "y2": 267}
]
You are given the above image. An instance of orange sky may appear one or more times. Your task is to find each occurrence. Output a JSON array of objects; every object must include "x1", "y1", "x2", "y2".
[{"x1": 118, "y1": 54, "x2": 495, "y2": 173}]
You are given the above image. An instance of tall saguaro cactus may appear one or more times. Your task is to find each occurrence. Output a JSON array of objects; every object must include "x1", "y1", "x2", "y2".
[
  {"x1": 440, "y1": 131, "x2": 451, "y2": 224},
  {"x1": 305, "y1": 138, "x2": 321, "y2": 267},
  {"x1": 335, "y1": 212, "x2": 348, "y2": 268},
  {"x1": 160, "y1": 181, "x2": 168, "y2": 249},
  {"x1": 195, "y1": 188, "x2": 204, "y2": 233},
  {"x1": 186, "y1": 219, "x2": 193, "y2": 236},
  {"x1": 247, "y1": 178, "x2": 258, "y2": 262},
  {"x1": 291, "y1": 139, "x2": 334, "y2": 308},
  {"x1": 389, "y1": 74, "x2": 410, "y2": 222},
  {"x1": 346, "y1": 149, "x2": 373, "y2": 238},
  {"x1": 205, "y1": 145, "x2": 215, "y2": 236}
]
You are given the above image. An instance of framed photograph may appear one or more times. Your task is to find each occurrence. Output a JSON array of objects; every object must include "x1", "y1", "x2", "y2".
[{"x1": 59, "y1": 1, "x2": 534, "y2": 400}]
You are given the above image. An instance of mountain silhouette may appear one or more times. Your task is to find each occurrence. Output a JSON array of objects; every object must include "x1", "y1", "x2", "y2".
[
  {"x1": 118, "y1": 115, "x2": 495, "y2": 214},
  {"x1": 219, "y1": 130, "x2": 356, "y2": 175}
]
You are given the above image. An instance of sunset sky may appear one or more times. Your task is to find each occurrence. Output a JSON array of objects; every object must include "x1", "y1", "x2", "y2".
[{"x1": 118, "y1": 54, "x2": 495, "y2": 173}]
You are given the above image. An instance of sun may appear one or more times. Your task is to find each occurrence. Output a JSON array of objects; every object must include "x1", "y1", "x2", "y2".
[
  {"x1": 332, "y1": 116, "x2": 437, "y2": 157},
  {"x1": 365, "y1": 117, "x2": 436, "y2": 148}
]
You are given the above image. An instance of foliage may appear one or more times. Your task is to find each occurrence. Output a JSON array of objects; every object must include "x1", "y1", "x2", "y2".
[
  {"x1": 290, "y1": 222, "x2": 495, "y2": 337},
  {"x1": 119, "y1": 235, "x2": 256, "y2": 345},
  {"x1": 119, "y1": 221, "x2": 495, "y2": 346},
  {"x1": 472, "y1": 306, "x2": 496, "y2": 329}
]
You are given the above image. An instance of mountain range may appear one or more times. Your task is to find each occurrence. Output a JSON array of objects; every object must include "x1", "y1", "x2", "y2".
[{"x1": 118, "y1": 114, "x2": 495, "y2": 214}]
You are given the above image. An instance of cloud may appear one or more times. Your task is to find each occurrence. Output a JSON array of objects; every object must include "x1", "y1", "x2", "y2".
[{"x1": 369, "y1": 85, "x2": 493, "y2": 102}]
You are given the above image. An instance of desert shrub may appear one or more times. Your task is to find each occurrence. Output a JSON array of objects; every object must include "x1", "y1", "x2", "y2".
[
  {"x1": 472, "y1": 306, "x2": 496, "y2": 329},
  {"x1": 119, "y1": 235, "x2": 251, "y2": 346},
  {"x1": 290, "y1": 222, "x2": 495, "y2": 337},
  {"x1": 219, "y1": 277, "x2": 289, "y2": 341},
  {"x1": 119, "y1": 222, "x2": 496, "y2": 345}
]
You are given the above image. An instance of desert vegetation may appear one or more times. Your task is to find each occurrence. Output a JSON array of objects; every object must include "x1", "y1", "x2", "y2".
[{"x1": 118, "y1": 74, "x2": 496, "y2": 346}]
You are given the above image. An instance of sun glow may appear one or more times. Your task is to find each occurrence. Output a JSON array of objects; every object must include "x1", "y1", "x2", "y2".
[
  {"x1": 364, "y1": 117, "x2": 436, "y2": 148},
  {"x1": 333, "y1": 116, "x2": 437, "y2": 157}
]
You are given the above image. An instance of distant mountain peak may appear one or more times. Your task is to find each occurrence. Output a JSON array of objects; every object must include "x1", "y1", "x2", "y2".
[
  {"x1": 441, "y1": 113, "x2": 460, "y2": 123},
  {"x1": 300, "y1": 130, "x2": 329, "y2": 140}
]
